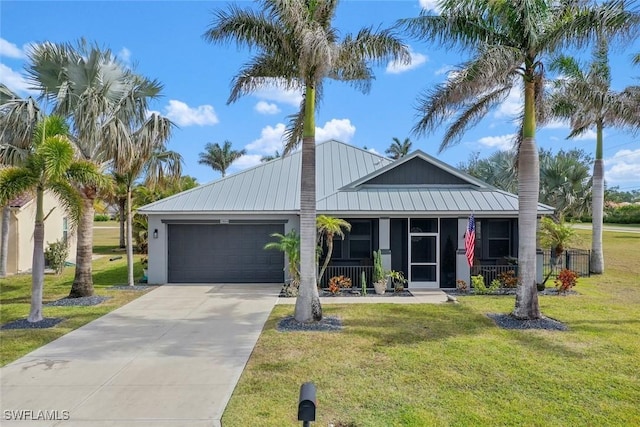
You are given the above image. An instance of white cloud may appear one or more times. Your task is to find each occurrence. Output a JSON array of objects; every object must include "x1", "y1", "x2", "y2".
[
  {"x1": 245, "y1": 123, "x2": 287, "y2": 154},
  {"x1": 477, "y1": 133, "x2": 516, "y2": 150},
  {"x1": 316, "y1": 118, "x2": 356, "y2": 143},
  {"x1": 419, "y1": 0, "x2": 441, "y2": 13},
  {"x1": 0, "y1": 38, "x2": 26, "y2": 58},
  {"x1": 244, "y1": 118, "x2": 356, "y2": 157},
  {"x1": 386, "y1": 48, "x2": 428, "y2": 74},
  {"x1": 605, "y1": 149, "x2": 640, "y2": 186},
  {"x1": 118, "y1": 47, "x2": 131, "y2": 64},
  {"x1": 434, "y1": 64, "x2": 453, "y2": 76},
  {"x1": 231, "y1": 154, "x2": 263, "y2": 171},
  {"x1": 0, "y1": 64, "x2": 35, "y2": 95},
  {"x1": 368, "y1": 147, "x2": 380, "y2": 155},
  {"x1": 253, "y1": 79, "x2": 303, "y2": 107},
  {"x1": 162, "y1": 100, "x2": 219, "y2": 126},
  {"x1": 494, "y1": 86, "x2": 522, "y2": 119},
  {"x1": 541, "y1": 119, "x2": 569, "y2": 130},
  {"x1": 254, "y1": 101, "x2": 280, "y2": 115}
]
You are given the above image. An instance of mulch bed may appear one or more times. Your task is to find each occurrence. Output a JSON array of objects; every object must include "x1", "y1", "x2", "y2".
[
  {"x1": 1, "y1": 318, "x2": 64, "y2": 330},
  {"x1": 446, "y1": 288, "x2": 577, "y2": 296},
  {"x1": 487, "y1": 313, "x2": 568, "y2": 331},
  {"x1": 277, "y1": 315, "x2": 343, "y2": 332},
  {"x1": 279, "y1": 289, "x2": 414, "y2": 298},
  {"x1": 45, "y1": 296, "x2": 111, "y2": 306}
]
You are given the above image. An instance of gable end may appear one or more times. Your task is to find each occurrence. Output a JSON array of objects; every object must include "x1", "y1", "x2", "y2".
[{"x1": 362, "y1": 157, "x2": 471, "y2": 186}]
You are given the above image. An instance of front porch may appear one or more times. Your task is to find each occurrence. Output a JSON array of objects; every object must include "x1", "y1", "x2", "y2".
[{"x1": 318, "y1": 216, "x2": 526, "y2": 290}]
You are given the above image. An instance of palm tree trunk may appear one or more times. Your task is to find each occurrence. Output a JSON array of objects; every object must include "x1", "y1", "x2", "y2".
[
  {"x1": 513, "y1": 79, "x2": 541, "y2": 320},
  {"x1": 294, "y1": 84, "x2": 322, "y2": 323},
  {"x1": 119, "y1": 197, "x2": 126, "y2": 248},
  {"x1": 69, "y1": 186, "x2": 96, "y2": 298},
  {"x1": 126, "y1": 187, "x2": 134, "y2": 286},
  {"x1": 28, "y1": 187, "x2": 45, "y2": 322},
  {"x1": 318, "y1": 235, "x2": 333, "y2": 284},
  {"x1": 591, "y1": 121, "x2": 604, "y2": 274},
  {"x1": 0, "y1": 204, "x2": 10, "y2": 278}
]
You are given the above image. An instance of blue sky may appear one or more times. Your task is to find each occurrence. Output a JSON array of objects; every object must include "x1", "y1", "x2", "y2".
[{"x1": 1, "y1": 0, "x2": 639, "y2": 191}]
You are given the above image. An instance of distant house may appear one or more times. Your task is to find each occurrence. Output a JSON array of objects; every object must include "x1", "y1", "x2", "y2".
[
  {"x1": 140, "y1": 140, "x2": 552, "y2": 288},
  {"x1": 2, "y1": 192, "x2": 77, "y2": 275}
]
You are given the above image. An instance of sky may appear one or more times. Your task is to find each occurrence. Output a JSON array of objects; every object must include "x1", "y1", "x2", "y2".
[{"x1": 1, "y1": 0, "x2": 639, "y2": 192}]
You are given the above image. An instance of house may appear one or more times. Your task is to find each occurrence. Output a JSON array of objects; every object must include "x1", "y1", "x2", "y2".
[
  {"x1": 140, "y1": 140, "x2": 553, "y2": 288},
  {"x1": 2, "y1": 192, "x2": 77, "y2": 275}
]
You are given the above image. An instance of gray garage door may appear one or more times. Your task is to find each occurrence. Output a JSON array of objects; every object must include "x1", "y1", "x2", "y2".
[{"x1": 167, "y1": 223, "x2": 284, "y2": 283}]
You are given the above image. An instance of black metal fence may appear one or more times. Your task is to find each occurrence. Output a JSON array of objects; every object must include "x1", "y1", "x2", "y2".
[
  {"x1": 543, "y1": 248, "x2": 591, "y2": 278},
  {"x1": 470, "y1": 265, "x2": 518, "y2": 284},
  {"x1": 318, "y1": 266, "x2": 374, "y2": 288}
]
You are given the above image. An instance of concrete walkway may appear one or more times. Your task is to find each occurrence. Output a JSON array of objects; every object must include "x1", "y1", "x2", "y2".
[
  {"x1": 0, "y1": 284, "x2": 280, "y2": 427},
  {"x1": 276, "y1": 289, "x2": 449, "y2": 305}
]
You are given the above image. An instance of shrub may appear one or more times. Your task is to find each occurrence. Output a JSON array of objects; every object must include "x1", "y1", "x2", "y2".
[
  {"x1": 388, "y1": 270, "x2": 407, "y2": 292},
  {"x1": 471, "y1": 275, "x2": 499, "y2": 294},
  {"x1": 94, "y1": 214, "x2": 110, "y2": 222},
  {"x1": 328, "y1": 275, "x2": 352, "y2": 294},
  {"x1": 44, "y1": 239, "x2": 69, "y2": 275},
  {"x1": 555, "y1": 269, "x2": 578, "y2": 294},
  {"x1": 498, "y1": 270, "x2": 518, "y2": 288},
  {"x1": 456, "y1": 279, "x2": 468, "y2": 292},
  {"x1": 604, "y1": 204, "x2": 640, "y2": 224}
]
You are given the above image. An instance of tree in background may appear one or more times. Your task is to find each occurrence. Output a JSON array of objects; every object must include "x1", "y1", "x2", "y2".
[
  {"x1": 0, "y1": 84, "x2": 42, "y2": 278},
  {"x1": 549, "y1": 36, "x2": 640, "y2": 274},
  {"x1": 0, "y1": 116, "x2": 103, "y2": 322},
  {"x1": 111, "y1": 114, "x2": 181, "y2": 286},
  {"x1": 198, "y1": 140, "x2": 246, "y2": 177},
  {"x1": 27, "y1": 40, "x2": 163, "y2": 298},
  {"x1": 261, "y1": 151, "x2": 281, "y2": 162},
  {"x1": 399, "y1": 0, "x2": 636, "y2": 319},
  {"x1": 205, "y1": 0, "x2": 409, "y2": 323},
  {"x1": 385, "y1": 137, "x2": 412, "y2": 159}
]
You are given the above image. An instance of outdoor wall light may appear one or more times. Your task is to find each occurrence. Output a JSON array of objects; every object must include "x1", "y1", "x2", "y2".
[{"x1": 153, "y1": 229, "x2": 158, "y2": 239}]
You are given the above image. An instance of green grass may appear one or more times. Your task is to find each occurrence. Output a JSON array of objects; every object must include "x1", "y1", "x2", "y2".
[
  {"x1": 0, "y1": 224, "x2": 148, "y2": 366},
  {"x1": 223, "y1": 229, "x2": 640, "y2": 426}
]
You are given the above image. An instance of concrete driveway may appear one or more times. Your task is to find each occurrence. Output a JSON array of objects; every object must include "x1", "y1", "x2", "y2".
[{"x1": 0, "y1": 284, "x2": 280, "y2": 427}]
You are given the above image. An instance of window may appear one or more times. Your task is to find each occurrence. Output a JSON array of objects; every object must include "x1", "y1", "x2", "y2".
[
  {"x1": 348, "y1": 220, "x2": 371, "y2": 259},
  {"x1": 487, "y1": 220, "x2": 510, "y2": 258},
  {"x1": 62, "y1": 217, "x2": 68, "y2": 243}
]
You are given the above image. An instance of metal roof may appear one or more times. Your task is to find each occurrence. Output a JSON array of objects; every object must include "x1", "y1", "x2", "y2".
[
  {"x1": 139, "y1": 139, "x2": 554, "y2": 215},
  {"x1": 139, "y1": 140, "x2": 391, "y2": 213}
]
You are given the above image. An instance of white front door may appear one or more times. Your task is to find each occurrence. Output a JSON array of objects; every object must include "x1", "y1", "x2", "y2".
[{"x1": 408, "y1": 219, "x2": 439, "y2": 288}]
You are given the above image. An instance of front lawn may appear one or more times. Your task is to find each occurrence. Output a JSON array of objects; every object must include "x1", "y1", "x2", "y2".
[
  {"x1": 223, "y1": 229, "x2": 640, "y2": 426},
  {"x1": 0, "y1": 225, "x2": 148, "y2": 366}
]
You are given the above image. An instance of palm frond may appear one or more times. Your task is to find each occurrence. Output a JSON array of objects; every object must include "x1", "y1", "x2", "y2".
[
  {"x1": 46, "y1": 180, "x2": 83, "y2": 227},
  {"x1": 0, "y1": 167, "x2": 39, "y2": 205}
]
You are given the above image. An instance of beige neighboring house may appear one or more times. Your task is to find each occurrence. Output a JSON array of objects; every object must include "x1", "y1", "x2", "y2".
[{"x1": 3, "y1": 192, "x2": 77, "y2": 275}]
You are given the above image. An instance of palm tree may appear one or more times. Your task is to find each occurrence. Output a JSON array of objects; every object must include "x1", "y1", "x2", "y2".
[
  {"x1": 316, "y1": 215, "x2": 351, "y2": 283},
  {"x1": 27, "y1": 40, "x2": 163, "y2": 297},
  {"x1": 399, "y1": 0, "x2": 637, "y2": 319},
  {"x1": 549, "y1": 36, "x2": 640, "y2": 274},
  {"x1": 110, "y1": 114, "x2": 180, "y2": 286},
  {"x1": 261, "y1": 151, "x2": 281, "y2": 162},
  {"x1": 204, "y1": 0, "x2": 409, "y2": 323},
  {"x1": 198, "y1": 140, "x2": 246, "y2": 177},
  {"x1": 0, "y1": 116, "x2": 102, "y2": 322},
  {"x1": 0, "y1": 85, "x2": 42, "y2": 278},
  {"x1": 264, "y1": 230, "x2": 301, "y2": 283},
  {"x1": 386, "y1": 137, "x2": 412, "y2": 159}
]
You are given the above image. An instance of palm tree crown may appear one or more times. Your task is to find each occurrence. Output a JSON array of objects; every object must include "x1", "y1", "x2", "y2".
[
  {"x1": 386, "y1": 137, "x2": 412, "y2": 160},
  {"x1": 198, "y1": 140, "x2": 246, "y2": 177}
]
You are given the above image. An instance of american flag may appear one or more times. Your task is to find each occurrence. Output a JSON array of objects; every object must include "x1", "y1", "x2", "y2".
[{"x1": 465, "y1": 214, "x2": 475, "y2": 267}]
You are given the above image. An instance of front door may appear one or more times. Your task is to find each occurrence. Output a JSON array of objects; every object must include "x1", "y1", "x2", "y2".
[{"x1": 408, "y1": 219, "x2": 439, "y2": 288}]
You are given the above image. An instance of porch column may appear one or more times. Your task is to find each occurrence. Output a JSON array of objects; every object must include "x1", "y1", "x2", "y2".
[
  {"x1": 379, "y1": 217, "x2": 391, "y2": 271},
  {"x1": 456, "y1": 217, "x2": 470, "y2": 284}
]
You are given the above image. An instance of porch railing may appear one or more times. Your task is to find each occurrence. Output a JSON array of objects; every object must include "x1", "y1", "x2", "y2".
[
  {"x1": 543, "y1": 248, "x2": 591, "y2": 278},
  {"x1": 318, "y1": 266, "x2": 374, "y2": 288},
  {"x1": 470, "y1": 264, "x2": 518, "y2": 285}
]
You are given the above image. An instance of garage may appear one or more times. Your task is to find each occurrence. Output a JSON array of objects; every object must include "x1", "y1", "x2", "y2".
[{"x1": 167, "y1": 223, "x2": 284, "y2": 283}]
